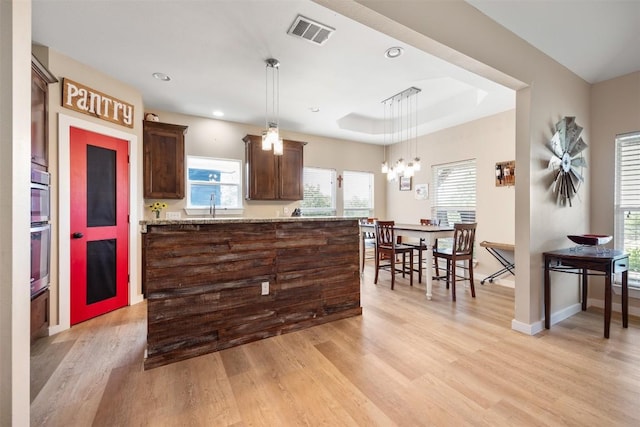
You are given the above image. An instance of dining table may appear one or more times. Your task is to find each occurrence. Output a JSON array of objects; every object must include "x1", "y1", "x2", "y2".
[{"x1": 359, "y1": 222, "x2": 454, "y2": 299}]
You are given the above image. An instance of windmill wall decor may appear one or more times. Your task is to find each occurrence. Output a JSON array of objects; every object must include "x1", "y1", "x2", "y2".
[{"x1": 548, "y1": 116, "x2": 587, "y2": 206}]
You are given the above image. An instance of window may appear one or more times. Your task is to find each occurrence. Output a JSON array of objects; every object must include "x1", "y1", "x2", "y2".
[
  {"x1": 186, "y1": 156, "x2": 242, "y2": 210},
  {"x1": 343, "y1": 170, "x2": 374, "y2": 217},
  {"x1": 432, "y1": 159, "x2": 476, "y2": 226},
  {"x1": 301, "y1": 167, "x2": 336, "y2": 216},
  {"x1": 615, "y1": 132, "x2": 640, "y2": 286}
]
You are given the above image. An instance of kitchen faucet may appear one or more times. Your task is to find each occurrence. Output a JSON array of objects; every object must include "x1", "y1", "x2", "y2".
[{"x1": 209, "y1": 193, "x2": 216, "y2": 218}]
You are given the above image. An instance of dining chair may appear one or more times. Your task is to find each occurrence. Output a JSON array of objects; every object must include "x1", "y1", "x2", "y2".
[
  {"x1": 400, "y1": 218, "x2": 440, "y2": 283},
  {"x1": 433, "y1": 222, "x2": 477, "y2": 301},
  {"x1": 360, "y1": 217, "x2": 377, "y2": 270},
  {"x1": 374, "y1": 220, "x2": 414, "y2": 289}
]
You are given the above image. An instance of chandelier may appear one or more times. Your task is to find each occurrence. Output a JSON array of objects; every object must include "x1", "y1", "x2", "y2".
[
  {"x1": 381, "y1": 86, "x2": 421, "y2": 181},
  {"x1": 262, "y1": 58, "x2": 283, "y2": 155}
]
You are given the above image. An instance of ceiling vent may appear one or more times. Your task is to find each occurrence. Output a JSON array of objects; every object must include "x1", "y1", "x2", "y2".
[{"x1": 287, "y1": 15, "x2": 335, "y2": 46}]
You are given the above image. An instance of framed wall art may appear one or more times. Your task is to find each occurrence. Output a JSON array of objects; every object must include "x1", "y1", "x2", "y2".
[
  {"x1": 399, "y1": 176, "x2": 412, "y2": 191},
  {"x1": 414, "y1": 183, "x2": 428, "y2": 200}
]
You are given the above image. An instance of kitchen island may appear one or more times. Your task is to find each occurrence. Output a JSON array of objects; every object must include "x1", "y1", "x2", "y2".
[{"x1": 140, "y1": 217, "x2": 361, "y2": 369}]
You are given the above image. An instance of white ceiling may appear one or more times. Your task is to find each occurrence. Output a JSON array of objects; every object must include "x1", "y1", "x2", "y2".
[
  {"x1": 466, "y1": 0, "x2": 640, "y2": 84},
  {"x1": 32, "y1": 1, "x2": 638, "y2": 145}
]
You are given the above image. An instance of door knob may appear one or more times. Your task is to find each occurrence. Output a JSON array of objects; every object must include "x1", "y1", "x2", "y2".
[{"x1": 72, "y1": 232, "x2": 84, "y2": 239}]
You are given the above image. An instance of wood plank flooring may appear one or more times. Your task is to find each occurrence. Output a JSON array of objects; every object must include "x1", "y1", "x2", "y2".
[{"x1": 31, "y1": 263, "x2": 640, "y2": 426}]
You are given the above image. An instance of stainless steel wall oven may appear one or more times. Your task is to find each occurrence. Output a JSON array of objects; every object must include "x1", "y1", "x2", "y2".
[{"x1": 31, "y1": 169, "x2": 50, "y2": 297}]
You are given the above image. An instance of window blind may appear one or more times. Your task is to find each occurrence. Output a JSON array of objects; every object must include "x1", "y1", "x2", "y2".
[
  {"x1": 343, "y1": 170, "x2": 374, "y2": 217},
  {"x1": 301, "y1": 167, "x2": 336, "y2": 216},
  {"x1": 431, "y1": 159, "x2": 476, "y2": 226},
  {"x1": 615, "y1": 132, "x2": 640, "y2": 284}
]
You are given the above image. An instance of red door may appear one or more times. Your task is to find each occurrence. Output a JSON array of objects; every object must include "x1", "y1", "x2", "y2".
[{"x1": 70, "y1": 127, "x2": 129, "y2": 325}]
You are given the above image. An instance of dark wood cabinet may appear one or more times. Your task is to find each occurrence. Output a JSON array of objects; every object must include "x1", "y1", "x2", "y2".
[
  {"x1": 31, "y1": 55, "x2": 57, "y2": 169},
  {"x1": 243, "y1": 134, "x2": 304, "y2": 200},
  {"x1": 30, "y1": 56, "x2": 55, "y2": 344},
  {"x1": 31, "y1": 289, "x2": 49, "y2": 343},
  {"x1": 143, "y1": 121, "x2": 188, "y2": 199}
]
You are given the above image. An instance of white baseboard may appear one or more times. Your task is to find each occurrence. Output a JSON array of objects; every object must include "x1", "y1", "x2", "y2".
[
  {"x1": 48, "y1": 324, "x2": 67, "y2": 336},
  {"x1": 511, "y1": 318, "x2": 544, "y2": 335},
  {"x1": 130, "y1": 294, "x2": 145, "y2": 305},
  {"x1": 587, "y1": 297, "x2": 640, "y2": 317},
  {"x1": 476, "y1": 273, "x2": 515, "y2": 288},
  {"x1": 511, "y1": 303, "x2": 581, "y2": 336},
  {"x1": 612, "y1": 284, "x2": 640, "y2": 299},
  {"x1": 550, "y1": 302, "x2": 582, "y2": 326}
]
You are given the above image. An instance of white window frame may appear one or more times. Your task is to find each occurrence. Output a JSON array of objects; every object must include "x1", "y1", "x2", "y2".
[
  {"x1": 343, "y1": 170, "x2": 374, "y2": 218},
  {"x1": 185, "y1": 155, "x2": 243, "y2": 216},
  {"x1": 301, "y1": 167, "x2": 337, "y2": 216},
  {"x1": 614, "y1": 132, "x2": 640, "y2": 291},
  {"x1": 431, "y1": 159, "x2": 477, "y2": 226}
]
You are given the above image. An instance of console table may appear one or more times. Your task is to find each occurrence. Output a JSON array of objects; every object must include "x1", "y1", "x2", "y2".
[
  {"x1": 479, "y1": 241, "x2": 514, "y2": 284},
  {"x1": 543, "y1": 247, "x2": 629, "y2": 338}
]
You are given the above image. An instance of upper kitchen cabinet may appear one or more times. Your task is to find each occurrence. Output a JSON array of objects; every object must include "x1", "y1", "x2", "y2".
[
  {"x1": 143, "y1": 120, "x2": 188, "y2": 199},
  {"x1": 31, "y1": 55, "x2": 57, "y2": 170},
  {"x1": 243, "y1": 134, "x2": 305, "y2": 200}
]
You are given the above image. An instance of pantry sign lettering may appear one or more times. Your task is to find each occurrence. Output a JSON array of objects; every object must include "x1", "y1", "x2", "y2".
[{"x1": 62, "y1": 78, "x2": 134, "y2": 128}]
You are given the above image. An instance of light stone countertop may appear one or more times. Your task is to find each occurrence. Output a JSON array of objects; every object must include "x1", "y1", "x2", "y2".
[{"x1": 139, "y1": 216, "x2": 359, "y2": 232}]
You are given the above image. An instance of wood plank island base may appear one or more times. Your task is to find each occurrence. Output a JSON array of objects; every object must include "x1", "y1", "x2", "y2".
[{"x1": 140, "y1": 217, "x2": 361, "y2": 369}]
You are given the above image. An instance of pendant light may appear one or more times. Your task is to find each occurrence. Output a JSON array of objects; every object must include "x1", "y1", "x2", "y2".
[
  {"x1": 381, "y1": 98, "x2": 389, "y2": 173},
  {"x1": 381, "y1": 86, "x2": 421, "y2": 180},
  {"x1": 262, "y1": 58, "x2": 283, "y2": 155},
  {"x1": 402, "y1": 92, "x2": 414, "y2": 177},
  {"x1": 412, "y1": 90, "x2": 421, "y2": 171},
  {"x1": 273, "y1": 137, "x2": 284, "y2": 156}
]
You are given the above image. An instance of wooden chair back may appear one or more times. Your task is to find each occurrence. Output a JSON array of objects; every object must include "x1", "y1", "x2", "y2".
[
  {"x1": 360, "y1": 218, "x2": 377, "y2": 239},
  {"x1": 375, "y1": 221, "x2": 396, "y2": 248},
  {"x1": 452, "y1": 222, "x2": 477, "y2": 256}
]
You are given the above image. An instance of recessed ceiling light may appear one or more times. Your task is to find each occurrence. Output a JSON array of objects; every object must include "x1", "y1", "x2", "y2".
[
  {"x1": 213, "y1": 110, "x2": 224, "y2": 117},
  {"x1": 309, "y1": 107, "x2": 320, "y2": 113},
  {"x1": 385, "y1": 47, "x2": 404, "y2": 59},
  {"x1": 152, "y1": 72, "x2": 171, "y2": 81}
]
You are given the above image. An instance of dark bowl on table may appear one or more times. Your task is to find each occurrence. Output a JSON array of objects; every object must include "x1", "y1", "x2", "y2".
[{"x1": 567, "y1": 234, "x2": 613, "y2": 246}]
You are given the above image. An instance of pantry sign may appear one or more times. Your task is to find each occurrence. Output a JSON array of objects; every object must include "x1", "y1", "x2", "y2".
[{"x1": 62, "y1": 78, "x2": 134, "y2": 128}]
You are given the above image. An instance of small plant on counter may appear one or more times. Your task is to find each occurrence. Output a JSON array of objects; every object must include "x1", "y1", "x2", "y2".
[{"x1": 149, "y1": 202, "x2": 168, "y2": 219}]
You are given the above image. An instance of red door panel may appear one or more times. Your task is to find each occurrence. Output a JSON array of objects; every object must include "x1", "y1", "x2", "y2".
[{"x1": 70, "y1": 127, "x2": 129, "y2": 325}]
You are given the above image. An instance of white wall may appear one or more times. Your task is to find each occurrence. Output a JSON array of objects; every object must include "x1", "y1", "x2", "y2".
[{"x1": 0, "y1": 1, "x2": 32, "y2": 424}]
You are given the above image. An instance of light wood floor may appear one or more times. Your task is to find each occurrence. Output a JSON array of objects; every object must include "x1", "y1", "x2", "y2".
[{"x1": 31, "y1": 264, "x2": 640, "y2": 426}]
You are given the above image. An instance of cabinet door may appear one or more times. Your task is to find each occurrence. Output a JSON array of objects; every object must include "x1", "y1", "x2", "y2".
[
  {"x1": 31, "y1": 67, "x2": 48, "y2": 168},
  {"x1": 143, "y1": 121, "x2": 187, "y2": 199},
  {"x1": 278, "y1": 140, "x2": 304, "y2": 200},
  {"x1": 31, "y1": 289, "x2": 49, "y2": 342},
  {"x1": 244, "y1": 135, "x2": 278, "y2": 200}
]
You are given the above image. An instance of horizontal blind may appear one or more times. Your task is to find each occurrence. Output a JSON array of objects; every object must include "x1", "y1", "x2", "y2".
[
  {"x1": 615, "y1": 133, "x2": 640, "y2": 282},
  {"x1": 301, "y1": 167, "x2": 336, "y2": 215},
  {"x1": 431, "y1": 159, "x2": 476, "y2": 226},
  {"x1": 343, "y1": 170, "x2": 374, "y2": 217}
]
